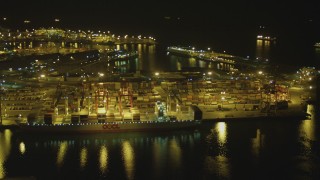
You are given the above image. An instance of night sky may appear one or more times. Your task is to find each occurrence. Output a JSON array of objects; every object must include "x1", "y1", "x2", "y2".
[{"x1": 1, "y1": 0, "x2": 320, "y2": 43}]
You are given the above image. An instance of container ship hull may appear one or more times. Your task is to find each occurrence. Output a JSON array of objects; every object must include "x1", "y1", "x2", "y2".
[{"x1": 18, "y1": 120, "x2": 201, "y2": 134}]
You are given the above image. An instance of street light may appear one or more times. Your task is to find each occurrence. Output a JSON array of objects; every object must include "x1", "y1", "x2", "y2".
[
  {"x1": 206, "y1": 72, "x2": 212, "y2": 80},
  {"x1": 98, "y1": 73, "x2": 104, "y2": 82},
  {"x1": 99, "y1": 73, "x2": 104, "y2": 77},
  {"x1": 221, "y1": 96, "x2": 225, "y2": 110},
  {"x1": 154, "y1": 72, "x2": 160, "y2": 85}
]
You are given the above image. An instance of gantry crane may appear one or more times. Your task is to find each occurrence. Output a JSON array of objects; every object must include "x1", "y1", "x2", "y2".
[
  {"x1": 94, "y1": 83, "x2": 109, "y2": 113},
  {"x1": 118, "y1": 84, "x2": 133, "y2": 116}
]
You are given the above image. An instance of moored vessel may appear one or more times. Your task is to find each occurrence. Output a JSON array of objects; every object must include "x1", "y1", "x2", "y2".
[
  {"x1": 256, "y1": 35, "x2": 276, "y2": 41},
  {"x1": 17, "y1": 119, "x2": 201, "y2": 134}
]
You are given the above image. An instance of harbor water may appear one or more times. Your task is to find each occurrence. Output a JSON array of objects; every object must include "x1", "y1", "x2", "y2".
[{"x1": 0, "y1": 106, "x2": 320, "y2": 179}]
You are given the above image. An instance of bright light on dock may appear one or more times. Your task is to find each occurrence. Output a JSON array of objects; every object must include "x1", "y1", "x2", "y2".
[{"x1": 98, "y1": 73, "x2": 104, "y2": 77}]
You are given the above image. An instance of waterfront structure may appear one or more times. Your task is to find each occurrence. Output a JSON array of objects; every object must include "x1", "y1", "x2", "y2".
[
  {"x1": 1, "y1": 79, "x2": 201, "y2": 133},
  {"x1": 0, "y1": 27, "x2": 155, "y2": 62},
  {"x1": 0, "y1": 41, "x2": 311, "y2": 128},
  {"x1": 166, "y1": 46, "x2": 269, "y2": 72},
  {"x1": 0, "y1": 28, "x2": 156, "y2": 45},
  {"x1": 256, "y1": 35, "x2": 276, "y2": 41},
  {"x1": 0, "y1": 70, "x2": 307, "y2": 128}
]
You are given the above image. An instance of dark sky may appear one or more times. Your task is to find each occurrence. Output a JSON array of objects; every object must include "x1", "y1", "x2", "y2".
[{"x1": 1, "y1": 0, "x2": 319, "y2": 37}]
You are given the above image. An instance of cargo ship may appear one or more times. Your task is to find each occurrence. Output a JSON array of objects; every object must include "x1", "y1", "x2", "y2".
[
  {"x1": 17, "y1": 119, "x2": 201, "y2": 134},
  {"x1": 17, "y1": 103, "x2": 201, "y2": 133},
  {"x1": 13, "y1": 86, "x2": 202, "y2": 134}
]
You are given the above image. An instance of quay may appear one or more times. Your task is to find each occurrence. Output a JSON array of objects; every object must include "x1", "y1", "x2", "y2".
[
  {"x1": 167, "y1": 46, "x2": 269, "y2": 71},
  {"x1": 0, "y1": 42, "x2": 316, "y2": 129},
  {"x1": 0, "y1": 28, "x2": 156, "y2": 45},
  {"x1": 0, "y1": 27, "x2": 155, "y2": 61},
  {"x1": 0, "y1": 71, "x2": 311, "y2": 128}
]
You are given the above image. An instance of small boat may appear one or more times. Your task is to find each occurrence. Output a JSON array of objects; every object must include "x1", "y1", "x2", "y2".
[{"x1": 314, "y1": 43, "x2": 320, "y2": 48}]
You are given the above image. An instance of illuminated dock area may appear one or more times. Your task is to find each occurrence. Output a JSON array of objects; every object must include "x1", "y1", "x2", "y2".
[
  {"x1": 0, "y1": 70, "x2": 311, "y2": 127},
  {"x1": 166, "y1": 46, "x2": 269, "y2": 71}
]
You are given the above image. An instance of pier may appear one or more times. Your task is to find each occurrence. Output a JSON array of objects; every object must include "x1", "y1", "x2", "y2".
[{"x1": 167, "y1": 46, "x2": 269, "y2": 71}]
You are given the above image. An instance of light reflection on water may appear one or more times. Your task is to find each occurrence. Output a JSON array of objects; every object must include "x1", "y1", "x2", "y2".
[
  {"x1": 153, "y1": 137, "x2": 167, "y2": 178},
  {"x1": 299, "y1": 105, "x2": 317, "y2": 151},
  {"x1": 204, "y1": 155, "x2": 230, "y2": 179},
  {"x1": 251, "y1": 129, "x2": 264, "y2": 159},
  {"x1": 256, "y1": 39, "x2": 271, "y2": 60},
  {"x1": 205, "y1": 122, "x2": 230, "y2": 178},
  {"x1": 99, "y1": 145, "x2": 108, "y2": 174},
  {"x1": 122, "y1": 141, "x2": 135, "y2": 180},
  {"x1": 57, "y1": 141, "x2": 68, "y2": 168},
  {"x1": 216, "y1": 122, "x2": 227, "y2": 145},
  {"x1": 80, "y1": 147, "x2": 88, "y2": 169},
  {"x1": 168, "y1": 138, "x2": 182, "y2": 170},
  {"x1": 1, "y1": 117, "x2": 320, "y2": 180},
  {"x1": 19, "y1": 142, "x2": 26, "y2": 155},
  {"x1": 189, "y1": 57, "x2": 197, "y2": 67},
  {"x1": 295, "y1": 105, "x2": 318, "y2": 177},
  {"x1": 0, "y1": 130, "x2": 12, "y2": 179}
]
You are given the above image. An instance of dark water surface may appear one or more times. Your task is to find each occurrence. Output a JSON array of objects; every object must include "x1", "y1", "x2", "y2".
[{"x1": 1, "y1": 106, "x2": 320, "y2": 179}]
